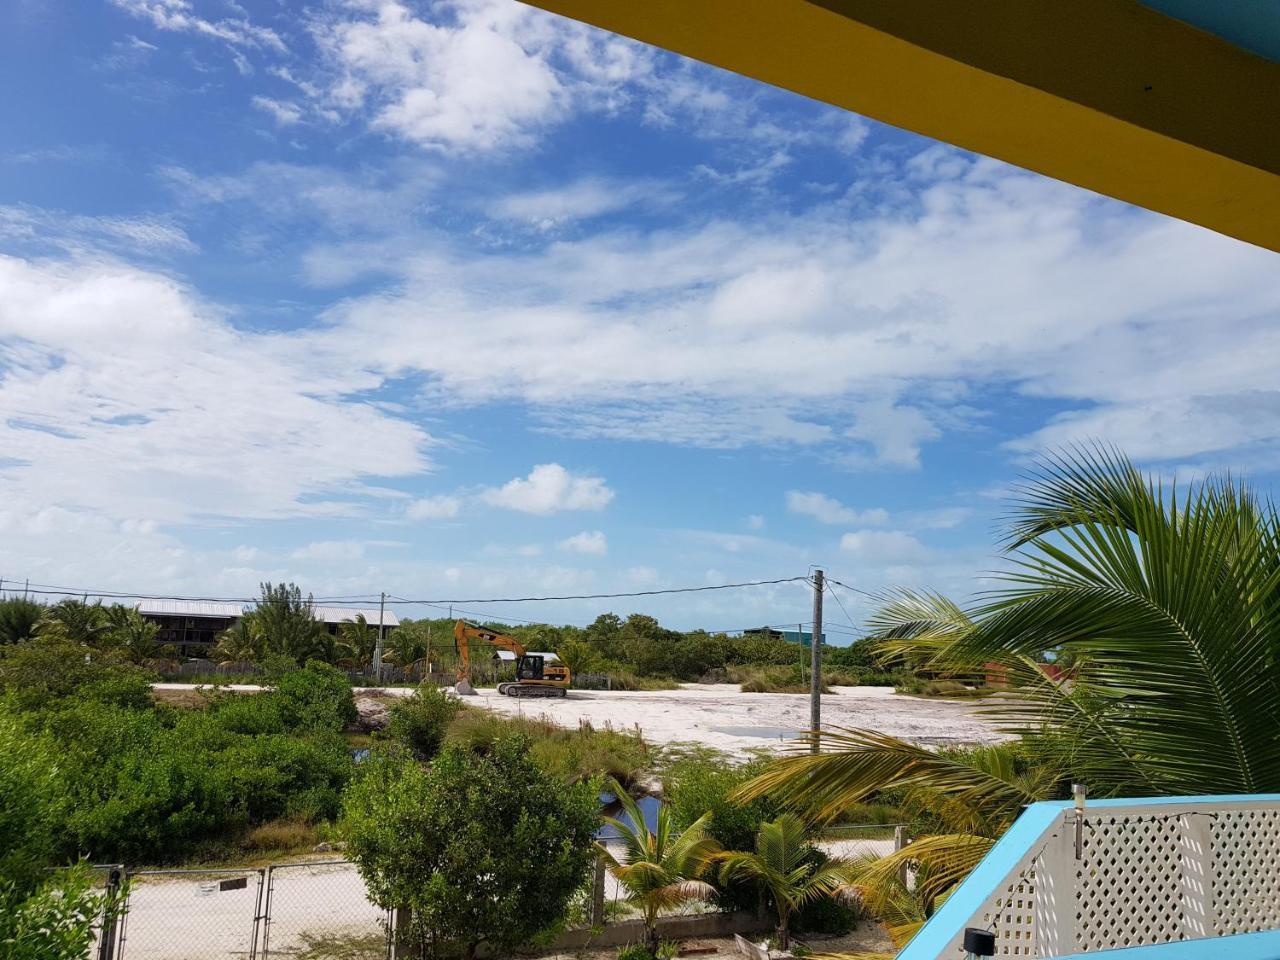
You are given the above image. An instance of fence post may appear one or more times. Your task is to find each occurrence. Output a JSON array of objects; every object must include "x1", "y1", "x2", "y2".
[
  {"x1": 97, "y1": 867, "x2": 124, "y2": 960},
  {"x1": 256, "y1": 867, "x2": 273, "y2": 960},
  {"x1": 894, "y1": 825, "x2": 910, "y2": 887},
  {"x1": 591, "y1": 855, "x2": 607, "y2": 926},
  {"x1": 391, "y1": 906, "x2": 414, "y2": 959}
]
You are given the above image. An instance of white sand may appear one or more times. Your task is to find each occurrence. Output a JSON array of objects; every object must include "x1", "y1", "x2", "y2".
[{"x1": 462, "y1": 683, "x2": 1006, "y2": 758}]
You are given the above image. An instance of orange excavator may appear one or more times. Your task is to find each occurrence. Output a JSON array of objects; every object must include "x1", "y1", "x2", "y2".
[{"x1": 453, "y1": 620, "x2": 571, "y2": 698}]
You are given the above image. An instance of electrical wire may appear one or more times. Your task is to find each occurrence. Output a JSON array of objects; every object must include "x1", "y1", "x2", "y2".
[{"x1": 824, "y1": 579, "x2": 862, "y2": 638}]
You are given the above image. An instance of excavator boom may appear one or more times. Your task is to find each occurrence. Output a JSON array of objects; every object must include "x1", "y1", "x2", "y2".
[{"x1": 453, "y1": 620, "x2": 570, "y2": 698}]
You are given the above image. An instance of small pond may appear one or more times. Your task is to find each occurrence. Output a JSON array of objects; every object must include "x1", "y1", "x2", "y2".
[
  {"x1": 595, "y1": 792, "x2": 662, "y2": 840},
  {"x1": 710, "y1": 725, "x2": 800, "y2": 740}
]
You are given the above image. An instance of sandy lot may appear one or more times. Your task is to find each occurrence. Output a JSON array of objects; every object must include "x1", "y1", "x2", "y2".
[
  {"x1": 459, "y1": 683, "x2": 1005, "y2": 758},
  {"x1": 153, "y1": 681, "x2": 1005, "y2": 757}
]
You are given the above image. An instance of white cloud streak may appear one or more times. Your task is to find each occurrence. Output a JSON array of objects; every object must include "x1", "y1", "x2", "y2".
[{"x1": 480, "y1": 463, "x2": 614, "y2": 515}]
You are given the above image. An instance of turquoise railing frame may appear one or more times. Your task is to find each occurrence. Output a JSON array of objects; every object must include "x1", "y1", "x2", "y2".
[{"x1": 897, "y1": 794, "x2": 1280, "y2": 960}]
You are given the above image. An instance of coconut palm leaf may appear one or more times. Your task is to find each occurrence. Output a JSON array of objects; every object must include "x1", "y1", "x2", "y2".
[{"x1": 736, "y1": 730, "x2": 1049, "y2": 830}]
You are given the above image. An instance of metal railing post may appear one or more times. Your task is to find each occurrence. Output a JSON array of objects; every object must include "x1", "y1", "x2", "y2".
[
  {"x1": 894, "y1": 825, "x2": 910, "y2": 887},
  {"x1": 97, "y1": 866, "x2": 124, "y2": 960},
  {"x1": 257, "y1": 866, "x2": 275, "y2": 960}
]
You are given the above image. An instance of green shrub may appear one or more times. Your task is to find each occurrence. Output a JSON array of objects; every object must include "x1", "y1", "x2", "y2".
[
  {"x1": 617, "y1": 944, "x2": 654, "y2": 960},
  {"x1": 0, "y1": 642, "x2": 154, "y2": 713},
  {"x1": 731, "y1": 665, "x2": 831, "y2": 694},
  {"x1": 274, "y1": 660, "x2": 358, "y2": 731},
  {"x1": 386, "y1": 686, "x2": 462, "y2": 760},
  {"x1": 446, "y1": 710, "x2": 650, "y2": 785},
  {"x1": 0, "y1": 863, "x2": 115, "y2": 960},
  {"x1": 0, "y1": 712, "x2": 62, "y2": 891},
  {"x1": 342, "y1": 736, "x2": 597, "y2": 958}
]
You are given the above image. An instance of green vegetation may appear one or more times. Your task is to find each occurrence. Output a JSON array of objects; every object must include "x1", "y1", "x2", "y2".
[
  {"x1": 598, "y1": 782, "x2": 722, "y2": 953},
  {"x1": 741, "y1": 448, "x2": 1280, "y2": 949},
  {"x1": 387, "y1": 684, "x2": 464, "y2": 760},
  {"x1": 442, "y1": 710, "x2": 652, "y2": 787},
  {"x1": 0, "y1": 649, "x2": 354, "y2": 865},
  {"x1": 0, "y1": 863, "x2": 116, "y2": 960},
  {"x1": 343, "y1": 737, "x2": 598, "y2": 959},
  {"x1": 718, "y1": 815, "x2": 854, "y2": 949}
]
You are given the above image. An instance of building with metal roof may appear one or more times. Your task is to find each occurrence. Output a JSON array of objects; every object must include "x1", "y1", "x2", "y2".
[{"x1": 136, "y1": 599, "x2": 399, "y2": 656}]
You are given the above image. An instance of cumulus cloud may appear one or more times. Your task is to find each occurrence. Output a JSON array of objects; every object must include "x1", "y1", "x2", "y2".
[
  {"x1": 311, "y1": 0, "x2": 647, "y2": 153},
  {"x1": 559, "y1": 530, "x2": 607, "y2": 555},
  {"x1": 0, "y1": 255, "x2": 430, "y2": 524},
  {"x1": 301, "y1": 157, "x2": 1280, "y2": 468},
  {"x1": 407, "y1": 494, "x2": 461, "y2": 520},
  {"x1": 480, "y1": 463, "x2": 614, "y2": 514},
  {"x1": 786, "y1": 491, "x2": 889, "y2": 526},
  {"x1": 840, "y1": 529, "x2": 929, "y2": 563},
  {"x1": 110, "y1": 0, "x2": 286, "y2": 52}
]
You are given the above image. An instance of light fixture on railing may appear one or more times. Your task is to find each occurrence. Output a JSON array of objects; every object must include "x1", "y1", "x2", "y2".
[
  {"x1": 963, "y1": 927, "x2": 996, "y2": 958},
  {"x1": 1073, "y1": 782, "x2": 1088, "y2": 859}
]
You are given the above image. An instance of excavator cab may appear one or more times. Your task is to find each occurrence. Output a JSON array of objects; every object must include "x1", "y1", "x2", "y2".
[{"x1": 515, "y1": 655, "x2": 545, "y2": 681}]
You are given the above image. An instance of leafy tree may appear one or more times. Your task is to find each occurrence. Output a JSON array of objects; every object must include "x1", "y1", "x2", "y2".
[
  {"x1": 343, "y1": 737, "x2": 597, "y2": 958},
  {"x1": 248, "y1": 582, "x2": 327, "y2": 662},
  {"x1": 0, "y1": 641, "x2": 154, "y2": 713},
  {"x1": 0, "y1": 597, "x2": 43, "y2": 645},
  {"x1": 0, "y1": 713, "x2": 62, "y2": 889},
  {"x1": 598, "y1": 782, "x2": 722, "y2": 952},
  {"x1": 584, "y1": 613, "x2": 624, "y2": 661},
  {"x1": 718, "y1": 815, "x2": 853, "y2": 949},
  {"x1": 556, "y1": 637, "x2": 604, "y2": 677},
  {"x1": 386, "y1": 685, "x2": 462, "y2": 760},
  {"x1": 273, "y1": 660, "x2": 358, "y2": 731}
]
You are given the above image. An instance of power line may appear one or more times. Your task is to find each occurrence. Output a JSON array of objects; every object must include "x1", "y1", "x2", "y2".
[
  {"x1": 6, "y1": 575, "x2": 809, "y2": 608},
  {"x1": 385, "y1": 576, "x2": 809, "y2": 606},
  {"x1": 824, "y1": 579, "x2": 862, "y2": 639}
]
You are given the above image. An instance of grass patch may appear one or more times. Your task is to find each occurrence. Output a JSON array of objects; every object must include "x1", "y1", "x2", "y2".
[
  {"x1": 295, "y1": 932, "x2": 389, "y2": 959},
  {"x1": 893, "y1": 677, "x2": 995, "y2": 699},
  {"x1": 445, "y1": 709, "x2": 652, "y2": 787},
  {"x1": 240, "y1": 817, "x2": 320, "y2": 853},
  {"x1": 729, "y1": 665, "x2": 832, "y2": 694}
]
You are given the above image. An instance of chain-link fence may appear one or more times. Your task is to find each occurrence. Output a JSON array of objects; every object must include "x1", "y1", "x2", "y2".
[
  {"x1": 260, "y1": 860, "x2": 391, "y2": 959},
  {"x1": 116, "y1": 868, "x2": 265, "y2": 960}
]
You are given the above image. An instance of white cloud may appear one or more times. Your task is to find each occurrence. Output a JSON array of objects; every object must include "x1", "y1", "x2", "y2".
[
  {"x1": 0, "y1": 255, "x2": 430, "y2": 525},
  {"x1": 252, "y1": 96, "x2": 304, "y2": 126},
  {"x1": 0, "y1": 206, "x2": 196, "y2": 256},
  {"x1": 407, "y1": 494, "x2": 461, "y2": 520},
  {"x1": 840, "y1": 529, "x2": 929, "y2": 563},
  {"x1": 291, "y1": 540, "x2": 366, "y2": 562},
  {"x1": 480, "y1": 463, "x2": 614, "y2": 514},
  {"x1": 786, "y1": 491, "x2": 889, "y2": 526},
  {"x1": 310, "y1": 0, "x2": 647, "y2": 153},
  {"x1": 491, "y1": 177, "x2": 669, "y2": 230},
  {"x1": 110, "y1": 0, "x2": 286, "y2": 52},
  {"x1": 747, "y1": 515, "x2": 765, "y2": 530},
  {"x1": 559, "y1": 530, "x2": 607, "y2": 556},
  {"x1": 301, "y1": 157, "x2": 1280, "y2": 468}
]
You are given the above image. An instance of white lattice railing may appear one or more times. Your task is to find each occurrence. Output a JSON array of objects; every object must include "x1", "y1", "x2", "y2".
[{"x1": 897, "y1": 794, "x2": 1280, "y2": 959}]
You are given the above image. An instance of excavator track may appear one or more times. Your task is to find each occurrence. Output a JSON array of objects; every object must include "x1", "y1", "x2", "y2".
[{"x1": 502, "y1": 684, "x2": 567, "y2": 698}]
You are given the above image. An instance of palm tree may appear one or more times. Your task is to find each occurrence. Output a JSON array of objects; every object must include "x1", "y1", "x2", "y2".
[
  {"x1": 337, "y1": 614, "x2": 378, "y2": 668},
  {"x1": 740, "y1": 448, "x2": 1280, "y2": 947},
  {"x1": 214, "y1": 619, "x2": 261, "y2": 665},
  {"x1": 0, "y1": 597, "x2": 43, "y2": 645},
  {"x1": 35, "y1": 599, "x2": 110, "y2": 646},
  {"x1": 597, "y1": 781, "x2": 722, "y2": 952},
  {"x1": 717, "y1": 814, "x2": 853, "y2": 949}
]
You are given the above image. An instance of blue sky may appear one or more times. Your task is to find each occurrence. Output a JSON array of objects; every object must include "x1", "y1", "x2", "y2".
[{"x1": 2, "y1": 0, "x2": 1279, "y2": 636}]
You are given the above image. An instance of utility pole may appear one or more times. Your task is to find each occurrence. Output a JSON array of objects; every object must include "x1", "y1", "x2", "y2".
[
  {"x1": 373, "y1": 592, "x2": 386, "y2": 681},
  {"x1": 810, "y1": 569, "x2": 824, "y2": 754}
]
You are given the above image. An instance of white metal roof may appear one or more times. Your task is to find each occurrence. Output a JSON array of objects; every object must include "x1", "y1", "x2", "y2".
[
  {"x1": 314, "y1": 606, "x2": 400, "y2": 628},
  {"x1": 136, "y1": 600, "x2": 244, "y2": 618},
  {"x1": 494, "y1": 650, "x2": 560, "y2": 662},
  {"x1": 135, "y1": 600, "x2": 398, "y2": 627}
]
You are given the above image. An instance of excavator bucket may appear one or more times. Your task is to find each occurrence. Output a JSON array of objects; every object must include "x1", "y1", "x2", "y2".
[{"x1": 455, "y1": 679, "x2": 478, "y2": 696}]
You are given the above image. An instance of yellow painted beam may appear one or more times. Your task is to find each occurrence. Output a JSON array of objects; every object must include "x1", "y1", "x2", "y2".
[{"x1": 523, "y1": 0, "x2": 1280, "y2": 252}]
